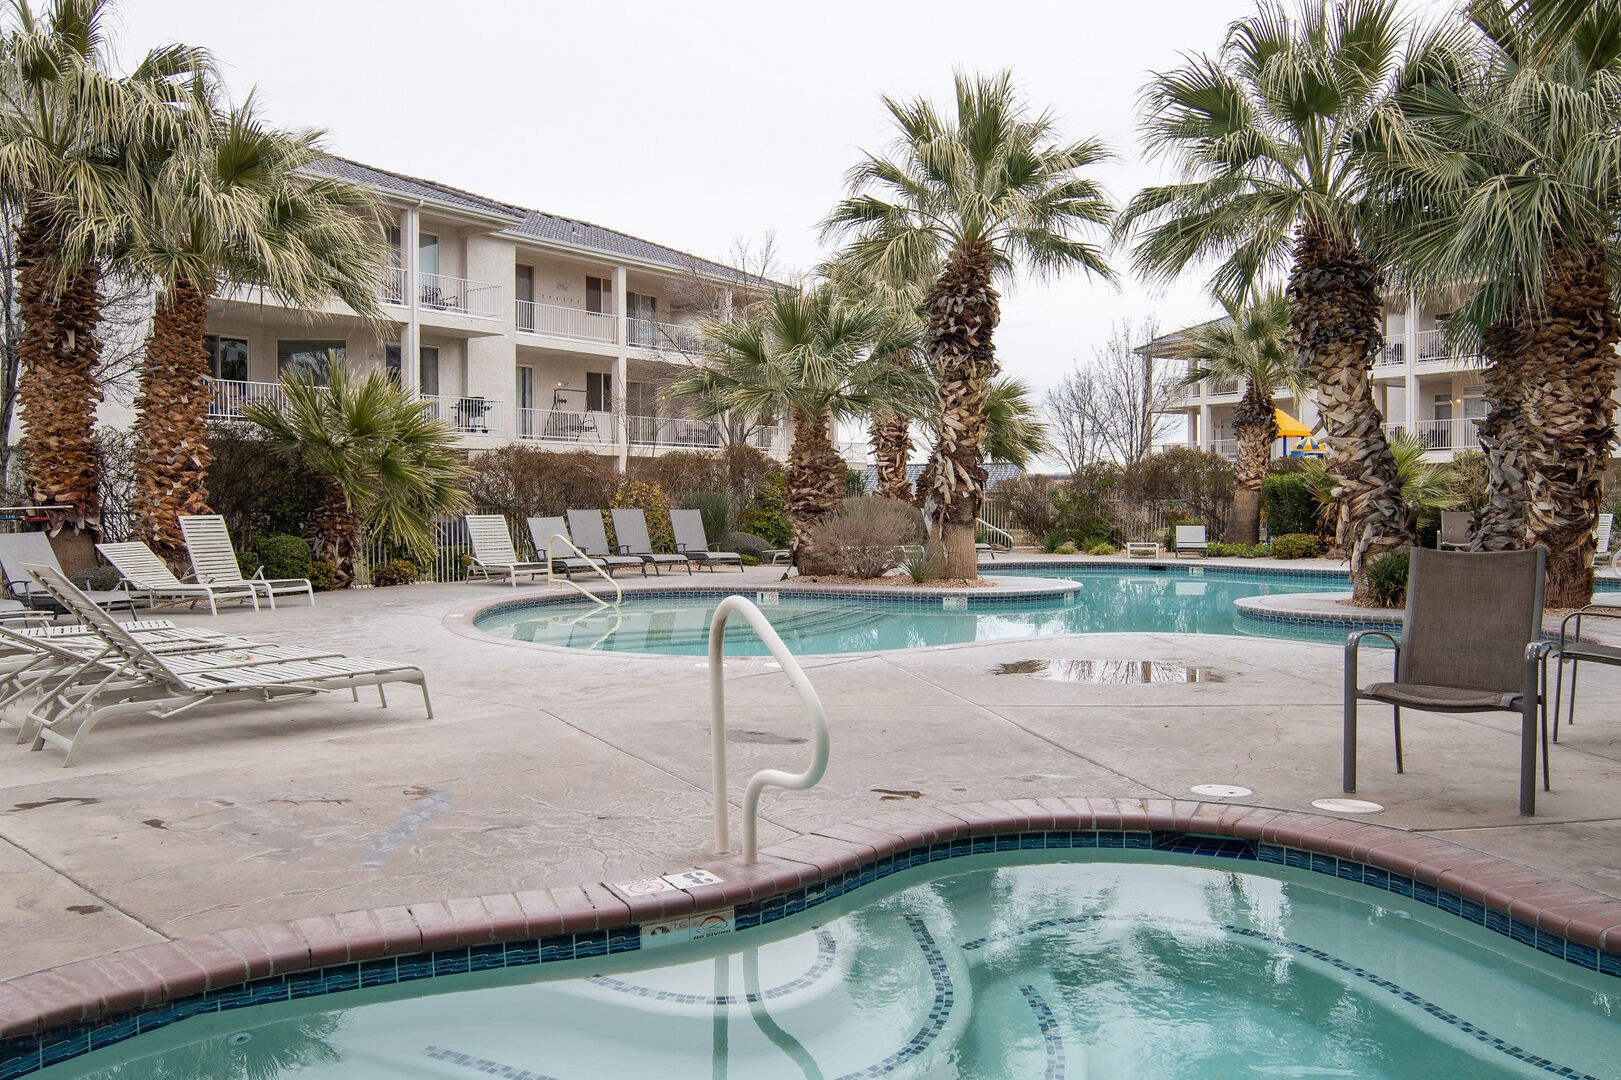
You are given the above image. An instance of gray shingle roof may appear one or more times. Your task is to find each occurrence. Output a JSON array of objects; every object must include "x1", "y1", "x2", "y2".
[{"x1": 309, "y1": 156, "x2": 770, "y2": 285}]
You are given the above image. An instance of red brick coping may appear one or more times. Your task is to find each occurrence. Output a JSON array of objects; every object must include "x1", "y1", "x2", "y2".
[{"x1": 4, "y1": 797, "x2": 1619, "y2": 1041}]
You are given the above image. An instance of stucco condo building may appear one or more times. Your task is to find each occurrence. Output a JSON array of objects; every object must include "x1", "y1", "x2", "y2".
[{"x1": 204, "y1": 158, "x2": 786, "y2": 468}]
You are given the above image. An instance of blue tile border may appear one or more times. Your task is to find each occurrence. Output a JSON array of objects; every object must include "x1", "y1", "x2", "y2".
[{"x1": 3, "y1": 827, "x2": 1617, "y2": 1077}]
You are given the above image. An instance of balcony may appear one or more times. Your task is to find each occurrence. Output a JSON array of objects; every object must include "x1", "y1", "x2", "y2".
[
  {"x1": 515, "y1": 301, "x2": 616, "y2": 345},
  {"x1": 1375, "y1": 343, "x2": 1405, "y2": 367},
  {"x1": 207, "y1": 379, "x2": 504, "y2": 438},
  {"x1": 421, "y1": 394, "x2": 503, "y2": 437},
  {"x1": 627, "y1": 320, "x2": 708, "y2": 358},
  {"x1": 1413, "y1": 329, "x2": 1485, "y2": 369},
  {"x1": 1206, "y1": 439, "x2": 1238, "y2": 459},
  {"x1": 206, "y1": 379, "x2": 295, "y2": 420},
  {"x1": 513, "y1": 407, "x2": 613, "y2": 444},
  {"x1": 1383, "y1": 417, "x2": 1480, "y2": 451},
  {"x1": 381, "y1": 270, "x2": 503, "y2": 319}
]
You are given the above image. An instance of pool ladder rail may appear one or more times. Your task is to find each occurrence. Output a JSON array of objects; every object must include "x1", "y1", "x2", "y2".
[
  {"x1": 540, "y1": 532, "x2": 622, "y2": 609},
  {"x1": 709, "y1": 596, "x2": 829, "y2": 864}
]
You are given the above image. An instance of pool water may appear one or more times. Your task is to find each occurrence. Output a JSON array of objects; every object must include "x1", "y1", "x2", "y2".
[
  {"x1": 474, "y1": 566, "x2": 1344, "y2": 655},
  {"x1": 52, "y1": 855, "x2": 1619, "y2": 1079}
]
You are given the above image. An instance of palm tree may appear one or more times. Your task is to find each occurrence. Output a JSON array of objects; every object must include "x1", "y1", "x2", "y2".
[
  {"x1": 1169, "y1": 290, "x2": 1303, "y2": 544},
  {"x1": 1373, "y1": 0, "x2": 1621, "y2": 604},
  {"x1": 824, "y1": 70, "x2": 1113, "y2": 579},
  {"x1": 111, "y1": 94, "x2": 386, "y2": 562},
  {"x1": 1303, "y1": 432, "x2": 1459, "y2": 534},
  {"x1": 243, "y1": 365, "x2": 469, "y2": 587},
  {"x1": 667, "y1": 285, "x2": 921, "y2": 568},
  {"x1": 1119, "y1": 0, "x2": 1467, "y2": 596},
  {"x1": 0, "y1": 0, "x2": 207, "y2": 532}
]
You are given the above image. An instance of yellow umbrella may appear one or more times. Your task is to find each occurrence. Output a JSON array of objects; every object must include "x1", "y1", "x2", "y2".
[{"x1": 1274, "y1": 409, "x2": 1313, "y2": 439}]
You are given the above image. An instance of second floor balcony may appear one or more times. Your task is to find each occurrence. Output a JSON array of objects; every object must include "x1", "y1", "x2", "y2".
[
  {"x1": 382, "y1": 269, "x2": 504, "y2": 320},
  {"x1": 1383, "y1": 417, "x2": 1481, "y2": 451}
]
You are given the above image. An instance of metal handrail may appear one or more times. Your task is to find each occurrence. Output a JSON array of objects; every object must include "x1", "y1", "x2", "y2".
[
  {"x1": 976, "y1": 518, "x2": 1015, "y2": 549},
  {"x1": 709, "y1": 596, "x2": 828, "y2": 863},
  {"x1": 541, "y1": 532, "x2": 622, "y2": 608}
]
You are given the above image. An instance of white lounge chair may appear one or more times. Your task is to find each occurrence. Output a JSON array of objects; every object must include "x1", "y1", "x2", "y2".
[
  {"x1": 610, "y1": 509, "x2": 692, "y2": 575},
  {"x1": 20, "y1": 565, "x2": 431, "y2": 766},
  {"x1": 669, "y1": 509, "x2": 743, "y2": 572},
  {"x1": 97, "y1": 542, "x2": 259, "y2": 614},
  {"x1": 1591, "y1": 512, "x2": 1613, "y2": 569},
  {"x1": 464, "y1": 515, "x2": 549, "y2": 586},
  {"x1": 0, "y1": 531, "x2": 137, "y2": 614},
  {"x1": 526, "y1": 516, "x2": 640, "y2": 578},
  {"x1": 1174, "y1": 525, "x2": 1208, "y2": 558},
  {"x1": 180, "y1": 515, "x2": 315, "y2": 609},
  {"x1": 568, "y1": 509, "x2": 652, "y2": 576}
]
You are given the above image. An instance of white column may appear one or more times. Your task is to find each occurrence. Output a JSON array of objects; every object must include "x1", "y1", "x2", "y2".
[
  {"x1": 1198, "y1": 403, "x2": 1212, "y2": 451},
  {"x1": 1403, "y1": 290, "x2": 1420, "y2": 435},
  {"x1": 613, "y1": 265, "x2": 629, "y2": 473},
  {"x1": 402, "y1": 206, "x2": 421, "y2": 397}
]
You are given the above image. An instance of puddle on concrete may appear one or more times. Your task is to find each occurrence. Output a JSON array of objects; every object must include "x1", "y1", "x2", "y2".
[
  {"x1": 994, "y1": 659, "x2": 1225, "y2": 684},
  {"x1": 727, "y1": 729, "x2": 806, "y2": 745}
]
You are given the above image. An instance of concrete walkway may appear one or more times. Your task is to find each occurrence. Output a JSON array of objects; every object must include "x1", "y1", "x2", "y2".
[{"x1": 1, "y1": 560, "x2": 1617, "y2": 984}]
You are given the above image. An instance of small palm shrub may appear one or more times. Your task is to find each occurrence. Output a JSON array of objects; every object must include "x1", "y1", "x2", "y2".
[
  {"x1": 1270, "y1": 533, "x2": 1325, "y2": 559},
  {"x1": 1041, "y1": 529, "x2": 1070, "y2": 554},
  {"x1": 802, "y1": 496, "x2": 925, "y2": 578},
  {"x1": 1366, "y1": 550, "x2": 1409, "y2": 608},
  {"x1": 369, "y1": 559, "x2": 419, "y2": 587},
  {"x1": 901, "y1": 544, "x2": 942, "y2": 583}
]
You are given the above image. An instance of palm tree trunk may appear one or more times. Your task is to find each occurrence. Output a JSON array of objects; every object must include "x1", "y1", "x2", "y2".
[
  {"x1": 314, "y1": 482, "x2": 361, "y2": 588},
  {"x1": 1471, "y1": 311, "x2": 1531, "y2": 551},
  {"x1": 924, "y1": 241, "x2": 999, "y2": 579},
  {"x1": 1288, "y1": 221, "x2": 1412, "y2": 594},
  {"x1": 1520, "y1": 236, "x2": 1620, "y2": 608},
  {"x1": 787, "y1": 407, "x2": 845, "y2": 569},
  {"x1": 869, "y1": 410, "x2": 913, "y2": 500},
  {"x1": 15, "y1": 198, "x2": 104, "y2": 533},
  {"x1": 132, "y1": 277, "x2": 213, "y2": 563},
  {"x1": 1230, "y1": 384, "x2": 1277, "y2": 545}
]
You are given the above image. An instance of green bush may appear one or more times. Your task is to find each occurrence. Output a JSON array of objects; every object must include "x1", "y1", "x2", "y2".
[
  {"x1": 1084, "y1": 541, "x2": 1116, "y2": 556},
  {"x1": 727, "y1": 531, "x2": 777, "y2": 561},
  {"x1": 1366, "y1": 550, "x2": 1409, "y2": 608},
  {"x1": 1207, "y1": 541, "x2": 1274, "y2": 558},
  {"x1": 72, "y1": 565, "x2": 124, "y2": 591},
  {"x1": 741, "y1": 471, "x2": 792, "y2": 549},
  {"x1": 309, "y1": 559, "x2": 339, "y2": 591},
  {"x1": 1041, "y1": 529, "x2": 1070, "y2": 554},
  {"x1": 1261, "y1": 473, "x2": 1321, "y2": 537},
  {"x1": 369, "y1": 559, "x2": 418, "y2": 587},
  {"x1": 238, "y1": 534, "x2": 312, "y2": 580},
  {"x1": 1270, "y1": 533, "x2": 1325, "y2": 559},
  {"x1": 740, "y1": 553, "x2": 760, "y2": 566},
  {"x1": 683, "y1": 491, "x2": 736, "y2": 550},
  {"x1": 1054, "y1": 541, "x2": 1079, "y2": 555}
]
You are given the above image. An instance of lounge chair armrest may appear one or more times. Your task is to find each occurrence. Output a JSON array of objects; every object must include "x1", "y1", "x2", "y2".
[
  {"x1": 1345, "y1": 629, "x2": 1401, "y2": 691},
  {"x1": 675, "y1": 543, "x2": 688, "y2": 553},
  {"x1": 251, "y1": 565, "x2": 267, "y2": 581},
  {"x1": 615, "y1": 545, "x2": 631, "y2": 556}
]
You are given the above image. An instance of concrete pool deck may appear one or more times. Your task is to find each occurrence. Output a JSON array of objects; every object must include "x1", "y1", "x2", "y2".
[{"x1": 1, "y1": 555, "x2": 1618, "y2": 991}]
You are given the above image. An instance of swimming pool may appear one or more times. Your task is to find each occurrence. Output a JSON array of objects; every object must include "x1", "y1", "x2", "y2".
[
  {"x1": 474, "y1": 564, "x2": 1351, "y2": 654},
  {"x1": 41, "y1": 852, "x2": 1620, "y2": 1078}
]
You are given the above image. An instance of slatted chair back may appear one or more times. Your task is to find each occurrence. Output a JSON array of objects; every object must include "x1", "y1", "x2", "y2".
[
  {"x1": 670, "y1": 509, "x2": 712, "y2": 554},
  {"x1": 97, "y1": 543, "x2": 187, "y2": 588},
  {"x1": 610, "y1": 509, "x2": 656, "y2": 555},
  {"x1": 1597, "y1": 513, "x2": 1613, "y2": 555},
  {"x1": 1400, "y1": 547, "x2": 1544, "y2": 696},
  {"x1": 179, "y1": 515, "x2": 249, "y2": 584},
  {"x1": 566, "y1": 510, "x2": 614, "y2": 557},
  {"x1": 465, "y1": 515, "x2": 522, "y2": 565},
  {"x1": 23, "y1": 565, "x2": 187, "y2": 687}
]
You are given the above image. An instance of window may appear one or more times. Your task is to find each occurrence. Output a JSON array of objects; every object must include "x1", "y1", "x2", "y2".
[
  {"x1": 626, "y1": 381, "x2": 659, "y2": 418},
  {"x1": 1462, "y1": 385, "x2": 1486, "y2": 421},
  {"x1": 384, "y1": 344, "x2": 440, "y2": 396},
  {"x1": 515, "y1": 367, "x2": 534, "y2": 438},
  {"x1": 627, "y1": 292, "x2": 658, "y2": 347},
  {"x1": 205, "y1": 335, "x2": 248, "y2": 382},
  {"x1": 278, "y1": 340, "x2": 344, "y2": 384},
  {"x1": 586, "y1": 371, "x2": 613, "y2": 413},
  {"x1": 586, "y1": 276, "x2": 611, "y2": 315},
  {"x1": 515, "y1": 266, "x2": 534, "y2": 331}
]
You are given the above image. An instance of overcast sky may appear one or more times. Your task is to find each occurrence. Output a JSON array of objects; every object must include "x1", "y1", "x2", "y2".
[{"x1": 115, "y1": 0, "x2": 1459, "y2": 424}]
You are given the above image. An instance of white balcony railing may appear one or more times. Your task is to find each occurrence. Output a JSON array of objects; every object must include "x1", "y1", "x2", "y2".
[
  {"x1": 422, "y1": 395, "x2": 502, "y2": 436},
  {"x1": 1383, "y1": 417, "x2": 1480, "y2": 451},
  {"x1": 380, "y1": 270, "x2": 502, "y2": 319},
  {"x1": 206, "y1": 379, "x2": 295, "y2": 419},
  {"x1": 515, "y1": 300, "x2": 617, "y2": 345},
  {"x1": 513, "y1": 407, "x2": 613, "y2": 444},
  {"x1": 1375, "y1": 343, "x2": 1406, "y2": 366},
  {"x1": 627, "y1": 415, "x2": 787, "y2": 452},
  {"x1": 1206, "y1": 439, "x2": 1239, "y2": 459},
  {"x1": 627, "y1": 319, "x2": 708, "y2": 357},
  {"x1": 1413, "y1": 328, "x2": 1485, "y2": 369}
]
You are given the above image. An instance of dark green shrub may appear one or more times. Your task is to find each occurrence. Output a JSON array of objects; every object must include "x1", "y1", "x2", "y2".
[
  {"x1": 205, "y1": 426, "x2": 325, "y2": 543},
  {"x1": 740, "y1": 553, "x2": 760, "y2": 566},
  {"x1": 241, "y1": 534, "x2": 312, "y2": 580},
  {"x1": 844, "y1": 469, "x2": 868, "y2": 496},
  {"x1": 726, "y1": 531, "x2": 777, "y2": 560},
  {"x1": 741, "y1": 471, "x2": 792, "y2": 549},
  {"x1": 72, "y1": 565, "x2": 124, "y2": 591},
  {"x1": 309, "y1": 560, "x2": 339, "y2": 591},
  {"x1": 683, "y1": 491, "x2": 736, "y2": 549},
  {"x1": 1261, "y1": 473, "x2": 1321, "y2": 537},
  {"x1": 1366, "y1": 549, "x2": 1409, "y2": 608},
  {"x1": 1271, "y1": 533, "x2": 1325, "y2": 559},
  {"x1": 1207, "y1": 542, "x2": 1273, "y2": 558},
  {"x1": 370, "y1": 559, "x2": 419, "y2": 587},
  {"x1": 1041, "y1": 529, "x2": 1070, "y2": 554}
]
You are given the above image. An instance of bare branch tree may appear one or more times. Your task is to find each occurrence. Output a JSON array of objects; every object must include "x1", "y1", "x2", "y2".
[{"x1": 1043, "y1": 319, "x2": 1179, "y2": 468}]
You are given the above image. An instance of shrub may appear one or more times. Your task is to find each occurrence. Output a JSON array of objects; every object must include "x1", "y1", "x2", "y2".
[
  {"x1": 1207, "y1": 542, "x2": 1274, "y2": 558},
  {"x1": 1260, "y1": 473, "x2": 1321, "y2": 537},
  {"x1": 726, "y1": 531, "x2": 777, "y2": 561},
  {"x1": 683, "y1": 491, "x2": 736, "y2": 550},
  {"x1": 309, "y1": 559, "x2": 339, "y2": 591},
  {"x1": 1270, "y1": 533, "x2": 1325, "y2": 559},
  {"x1": 71, "y1": 565, "x2": 123, "y2": 591},
  {"x1": 1084, "y1": 540, "x2": 1116, "y2": 556},
  {"x1": 741, "y1": 470, "x2": 792, "y2": 549},
  {"x1": 631, "y1": 446, "x2": 776, "y2": 508},
  {"x1": 1366, "y1": 549, "x2": 1409, "y2": 608},
  {"x1": 900, "y1": 545, "x2": 941, "y2": 583},
  {"x1": 802, "y1": 496, "x2": 925, "y2": 578},
  {"x1": 1041, "y1": 529, "x2": 1069, "y2": 554},
  {"x1": 205, "y1": 425, "x2": 325, "y2": 544},
  {"x1": 1122, "y1": 447, "x2": 1234, "y2": 539},
  {"x1": 463, "y1": 446, "x2": 618, "y2": 521},
  {"x1": 996, "y1": 473, "x2": 1058, "y2": 537},
  {"x1": 1054, "y1": 541, "x2": 1079, "y2": 555},
  {"x1": 740, "y1": 553, "x2": 760, "y2": 566},
  {"x1": 369, "y1": 559, "x2": 418, "y2": 587},
  {"x1": 240, "y1": 534, "x2": 313, "y2": 581},
  {"x1": 611, "y1": 480, "x2": 675, "y2": 551}
]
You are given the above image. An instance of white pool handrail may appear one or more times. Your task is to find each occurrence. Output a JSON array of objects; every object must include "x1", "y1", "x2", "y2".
[
  {"x1": 541, "y1": 532, "x2": 621, "y2": 609},
  {"x1": 977, "y1": 518, "x2": 1015, "y2": 549},
  {"x1": 709, "y1": 595, "x2": 829, "y2": 863}
]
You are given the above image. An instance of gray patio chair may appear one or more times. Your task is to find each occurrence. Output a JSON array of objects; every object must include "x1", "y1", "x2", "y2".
[
  {"x1": 1174, "y1": 525, "x2": 1208, "y2": 558},
  {"x1": 526, "y1": 516, "x2": 640, "y2": 578},
  {"x1": 1343, "y1": 546, "x2": 1552, "y2": 816},
  {"x1": 1437, "y1": 511, "x2": 1472, "y2": 551},
  {"x1": 610, "y1": 509, "x2": 692, "y2": 575},
  {"x1": 1549, "y1": 602, "x2": 1621, "y2": 743},
  {"x1": 669, "y1": 509, "x2": 743, "y2": 572},
  {"x1": 0, "y1": 531, "x2": 137, "y2": 614},
  {"x1": 567, "y1": 509, "x2": 651, "y2": 577}
]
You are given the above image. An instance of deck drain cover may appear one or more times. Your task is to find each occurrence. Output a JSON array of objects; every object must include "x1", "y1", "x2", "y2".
[
  {"x1": 1190, "y1": 784, "x2": 1252, "y2": 798},
  {"x1": 994, "y1": 659, "x2": 1224, "y2": 684},
  {"x1": 1311, "y1": 798, "x2": 1385, "y2": 814}
]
